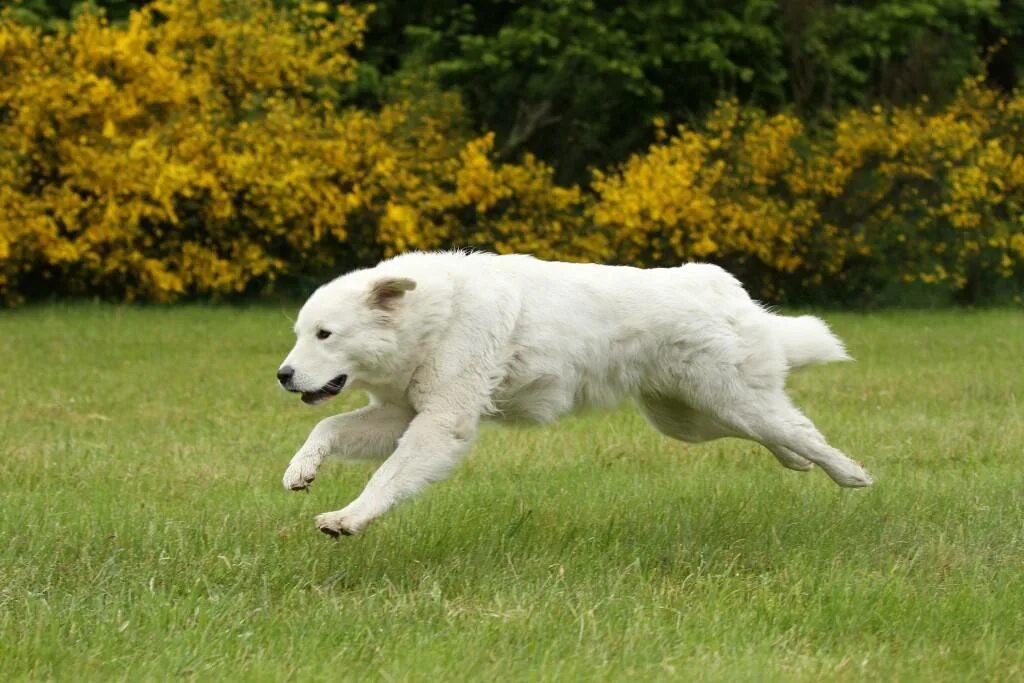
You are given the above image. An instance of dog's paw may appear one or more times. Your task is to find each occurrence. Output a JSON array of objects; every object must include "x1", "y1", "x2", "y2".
[
  {"x1": 831, "y1": 460, "x2": 874, "y2": 488},
  {"x1": 315, "y1": 510, "x2": 367, "y2": 538},
  {"x1": 282, "y1": 456, "x2": 319, "y2": 491}
]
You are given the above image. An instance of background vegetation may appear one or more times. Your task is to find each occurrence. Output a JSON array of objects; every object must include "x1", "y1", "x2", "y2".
[
  {"x1": 1, "y1": 306, "x2": 1022, "y2": 679},
  {"x1": 1, "y1": 0, "x2": 1022, "y2": 305}
]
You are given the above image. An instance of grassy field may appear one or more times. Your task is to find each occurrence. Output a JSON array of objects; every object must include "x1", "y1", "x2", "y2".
[{"x1": 0, "y1": 305, "x2": 1022, "y2": 681}]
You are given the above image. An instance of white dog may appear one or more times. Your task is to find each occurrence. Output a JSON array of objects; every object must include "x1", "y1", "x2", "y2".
[{"x1": 277, "y1": 251, "x2": 872, "y2": 537}]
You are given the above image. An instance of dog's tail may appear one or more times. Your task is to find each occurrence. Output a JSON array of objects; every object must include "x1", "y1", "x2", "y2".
[{"x1": 772, "y1": 314, "x2": 851, "y2": 370}]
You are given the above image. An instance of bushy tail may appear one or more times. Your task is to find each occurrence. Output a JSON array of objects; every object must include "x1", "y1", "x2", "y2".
[{"x1": 773, "y1": 315, "x2": 851, "y2": 370}]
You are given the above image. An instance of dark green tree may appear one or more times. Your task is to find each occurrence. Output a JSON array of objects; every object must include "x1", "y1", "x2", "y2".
[{"x1": 359, "y1": 0, "x2": 1019, "y2": 183}]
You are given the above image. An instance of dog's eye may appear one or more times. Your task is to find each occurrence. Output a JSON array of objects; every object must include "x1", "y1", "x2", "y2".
[{"x1": 315, "y1": 329, "x2": 332, "y2": 340}]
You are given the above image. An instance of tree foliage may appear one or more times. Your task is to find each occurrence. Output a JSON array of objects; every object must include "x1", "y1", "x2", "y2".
[{"x1": 360, "y1": 0, "x2": 1023, "y2": 182}]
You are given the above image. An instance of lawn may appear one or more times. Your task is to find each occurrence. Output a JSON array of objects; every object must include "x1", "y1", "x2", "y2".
[{"x1": 0, "y1": 305, "x2": 1022, "y2": 681}]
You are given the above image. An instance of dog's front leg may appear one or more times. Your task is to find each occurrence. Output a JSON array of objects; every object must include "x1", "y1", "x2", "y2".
[
  {"x1": 314, "y1": 409, "x2": 477, "y2": 536},
  {"x1": 282, "y1": 403, "x2": 413, "y2": 491}
]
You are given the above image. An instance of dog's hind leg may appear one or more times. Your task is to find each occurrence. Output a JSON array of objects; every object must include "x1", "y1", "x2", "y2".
[
  {"x1": 688, "y1": 381, "x2": 871, "y2": 487},
  {"x1": 755, "y1": 411, "x2": 870, "y2": 486},
  {"x1": 639, "y1": 393, "x2": 814, "y2": 471},
  {"x1": 765, "y1": 445, "x2": 814, "y2": 471},
  {"x1": 282, "y1": 402, "x2": 413, "y2": 491}
]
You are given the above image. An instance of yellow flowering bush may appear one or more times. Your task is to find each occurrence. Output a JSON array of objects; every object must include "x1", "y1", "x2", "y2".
[
  {"x1": 0, "y1": 1, "x2": 1021, "y2": 305},
  {"x1": 0, "y1": 0, "x2": 584, "y2": 303},
  {"x1": 0, "y1": 0, "x2": 370, "y2": 301},
  {"x1": 591, "y1": 81, "x2": 1024, "y2": 302},
  {"x1": 819, "y1": 80, "x2": 1024, "y2": 300},
  {"x1": 446, "y1": 134, "x2": 602, "y2": 262},
  {"x1": 591, "y1": 105, "x2": 824, "y2": 299}
]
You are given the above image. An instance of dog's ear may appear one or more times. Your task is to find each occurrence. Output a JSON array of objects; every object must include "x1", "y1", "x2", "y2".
[{"x1": 367, "y1": 277, "x2": 416, "y2": 310}]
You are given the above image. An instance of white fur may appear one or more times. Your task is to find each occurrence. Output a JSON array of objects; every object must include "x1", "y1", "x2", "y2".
[{"x1": 278, "y1": 251, "x2": 872, "y2": 537}]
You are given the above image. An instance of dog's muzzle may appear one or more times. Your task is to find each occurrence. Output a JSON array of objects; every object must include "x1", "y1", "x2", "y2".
[{"x1": 298, "y1": 374, "x2": 348, "y2": 405}]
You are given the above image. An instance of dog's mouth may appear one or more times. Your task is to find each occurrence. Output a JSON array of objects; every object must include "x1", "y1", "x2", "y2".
[{"x1": 300, "y1": 374, "x2": 348, "y2": 405}]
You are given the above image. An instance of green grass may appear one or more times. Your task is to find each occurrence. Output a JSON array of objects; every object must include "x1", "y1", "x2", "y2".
[{"x1": 1, "y1": 306, "x2": 1022, "y2": 681}]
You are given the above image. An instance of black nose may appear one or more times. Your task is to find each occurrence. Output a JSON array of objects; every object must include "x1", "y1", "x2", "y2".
[{"x1": 277, "y1": 366, "x2": 294, "y2": 386}]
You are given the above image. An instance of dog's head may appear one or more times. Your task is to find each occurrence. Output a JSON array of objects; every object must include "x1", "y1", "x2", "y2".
[{"x1": 277, "y1": 275, "x2": 416, "y2": 405}]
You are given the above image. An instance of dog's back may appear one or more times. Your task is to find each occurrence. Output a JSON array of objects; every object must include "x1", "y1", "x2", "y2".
[{"x1": 389, "y1": 253, "x2": 774, "y2": 422}]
